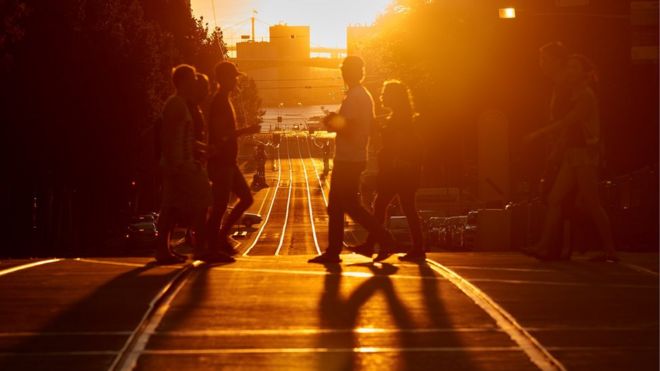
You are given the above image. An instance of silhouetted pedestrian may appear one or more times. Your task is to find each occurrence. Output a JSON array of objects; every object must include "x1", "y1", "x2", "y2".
[
  {"x1": 313, "y1": 137, "x2": 332, "y2": 179},
  {"x1": 253, "y1": 143, "x2": 268, "y2": 188},
  {"x1": 207, "y1": 61, "x2": 261, "y2": 258},
  {"x1": 309, "y1": 56, "x2": 396, "y2": 264},
  {"x1": 526, "y1": 53, "x2": 618, "y2": 262},
  {"x1": 156, "y1": 65, "x2": 212, "y2": 264},
  {"x1": 353, "y1": 80, "x2": 426, "y2": 262}
]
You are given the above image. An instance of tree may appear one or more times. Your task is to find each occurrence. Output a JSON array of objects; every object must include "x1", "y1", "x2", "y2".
[{"x1": 0, "y1": 0, "x2": 232, "y2": 255}]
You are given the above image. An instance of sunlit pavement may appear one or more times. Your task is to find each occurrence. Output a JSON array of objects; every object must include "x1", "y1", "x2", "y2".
[{"x1": 0, "y1": 134, "x2": 657, "y2": 370}]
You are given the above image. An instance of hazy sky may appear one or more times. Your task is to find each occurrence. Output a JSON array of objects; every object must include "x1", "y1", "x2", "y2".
[{"x1": 190, "y1": 0, "x2": 392, "y2": 48}]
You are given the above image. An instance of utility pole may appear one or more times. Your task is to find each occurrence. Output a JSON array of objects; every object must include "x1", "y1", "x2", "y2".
[{"x1": 251, "y1": 9, "x2": 257, "y2": 41}]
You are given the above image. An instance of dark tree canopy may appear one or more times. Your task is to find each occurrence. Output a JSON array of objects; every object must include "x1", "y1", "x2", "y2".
[{"x1": 0, "y1": 0, "x2": 238, "y2": 256}]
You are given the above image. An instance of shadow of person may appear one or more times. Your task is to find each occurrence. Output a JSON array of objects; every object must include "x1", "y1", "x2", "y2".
[
  {"x1": 316, "y1": 262, "x2": 415, "y2": 371},
  {"x1": 0, "y1": 264, "x2": 172, "y2": 370},
  {"x1": 153, "y1": 260, "x2": 235, "y2": 334},
  {"x1": 417, "y1": 263, "x2": 477, "y2": 370}
]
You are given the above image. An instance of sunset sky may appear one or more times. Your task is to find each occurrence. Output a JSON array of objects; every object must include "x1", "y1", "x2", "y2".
[{"x1": 190, "y1": 0, "x2": 393, "y2": 48}]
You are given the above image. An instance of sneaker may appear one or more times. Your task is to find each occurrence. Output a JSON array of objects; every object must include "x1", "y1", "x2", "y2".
[
  {"x1": 398, "y1": 252, "x2": 427, "y2": 263},
  {"x1": 347, "y1": 243, "x2": 374, "y2": 258},
  {"x1": 308, "y1": 253, "x2": 342, "y2": 264},
  {"x1": 373, "y1": 247, "x2": 393, "y2": 263}
]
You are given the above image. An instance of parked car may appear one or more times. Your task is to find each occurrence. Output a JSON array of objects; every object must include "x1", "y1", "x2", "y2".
[
  {"x1": 445, "y1": 216, "x2": 468, "y2": 250},
  {"x1": 463, "y1": 211, "x2": 478, "y2": 250},
  {"x1": 427, "y1": 217, "x2": 448, "y2": 249},
  {"x1": 125, "y1": 214, "x2": 159, "y2": 248}
]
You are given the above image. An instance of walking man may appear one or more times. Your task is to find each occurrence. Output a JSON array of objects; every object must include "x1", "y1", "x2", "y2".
[
  {"x1": 309, "y1": 56, "x2": 396, "y2": 264},
  {"x1": 156, "y1": 65, "x2": 213, "y2": 264},
  {"x1": 207, "y1": 61, "x2": 260, "y2": 256}
]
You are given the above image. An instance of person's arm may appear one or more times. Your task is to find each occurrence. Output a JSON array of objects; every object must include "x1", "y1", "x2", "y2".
[
  {"x1": 527, "y1": 90, "x2": 593, "y2": 142},
  {"x1": 161, "y1": 99, "x2": 186, "y2": 168}
]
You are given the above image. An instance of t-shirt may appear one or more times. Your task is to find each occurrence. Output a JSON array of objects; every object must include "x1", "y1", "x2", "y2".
[
  {"x1": 160, "y1": 94, "x2": 194, "y2": 171},
  {"x1": 560, "y1": 86, "x2": 600, "y2": 149},
  {"x1": 335, "y1": 85, "x2": 374, "y2": 162},
  {"x1": 208, "y1": 91, "x2": 238, "y2": 166}
]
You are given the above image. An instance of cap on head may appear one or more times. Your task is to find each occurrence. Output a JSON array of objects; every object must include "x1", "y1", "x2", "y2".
[
  {"x1": 172, "y1": 64, "x2": 196, "y2": 90},
  {"x1": 215, "y1": 61, "x2": 244, "y2": 82}
]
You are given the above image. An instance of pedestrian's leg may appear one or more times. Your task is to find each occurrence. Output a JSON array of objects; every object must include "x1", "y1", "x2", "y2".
[
  {"x1": 208, "y1": 173, "x2": 232, "y2": 251},
  {"x1": 326, "y1": 166, "x2": 345, "y2": 256},
  {"x1": 219, "y1": 165, "x2": 254, "y2": 239},
  {"x1": 190, "y1": 207, "x2": 209, "y2": 256},
  {"x1": 155, "y1": 207, "x2": 184, "y2": 263},
  {"x1": 399, "y1": 189, "x2": 425, "y2": 255},
  {"x1": 309, "y1": 164, "x2": 344, "y2": 263},
  {"x1": 575, "y1": 166, "x2": 618, "y2": 260},
  {"x1": 341, "y1": 165, "x2": 396, "y2": 259},
  {"x1": 535, "y1": 163, "x2": 575, "y2": 257},
  {"x1": 359, "y1": 188, "x2": 395, "y2": 249},
  {"x1": 156, "y1": 207, "x2": 175, "y2": 256}
]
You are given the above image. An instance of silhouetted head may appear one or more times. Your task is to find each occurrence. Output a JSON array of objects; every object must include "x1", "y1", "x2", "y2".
[
  {"x1": 539, "y1": 41, "x2": 568, "y2": 78},
  {"x1": 215, "y1": 61, "x2": 243, "y2": 93},
  {"x1": 565, "y1": 54, "x2": 598, "y2": 86},
  {"x1": 191, "y1": 73, "x2": 210, "y2": 104},
  {"x1": 380, "y1": 80, "x2": 414, "y2": 117},
  {"x1": 340, "y1": 56, "x2": 365, "y2": 86},
  {"x1": 171, "y1": 64, "x2": 197, "y2": 99}
]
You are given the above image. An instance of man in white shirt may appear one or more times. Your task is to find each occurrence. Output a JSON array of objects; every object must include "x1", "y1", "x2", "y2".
[{"x1": 309, "y1": 56, "x2": 395, "y2": 264}]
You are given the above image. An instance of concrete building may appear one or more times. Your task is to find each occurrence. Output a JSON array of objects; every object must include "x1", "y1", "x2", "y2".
[
  {"x1": 236, "y1": 25, "x2": 310, "y2": 61},
  {"x1": 234, "y1": 24, "x2": 343, "y2": 106}
]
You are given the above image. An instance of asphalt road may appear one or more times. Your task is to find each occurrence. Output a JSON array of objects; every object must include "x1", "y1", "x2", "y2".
[{"x1": 0, "y1": 133, "x2": 657, "y2": 371}]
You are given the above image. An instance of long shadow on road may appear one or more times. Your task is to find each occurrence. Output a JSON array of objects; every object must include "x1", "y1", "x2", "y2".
[
  {"x1": 0, "y1": 263, "x2": 176, "y2": 371},
  {"x1": 316, "y1": 262, "x2": 476, "y2": 371}
]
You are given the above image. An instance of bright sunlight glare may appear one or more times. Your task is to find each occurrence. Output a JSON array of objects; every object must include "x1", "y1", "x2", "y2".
[{"x1": 191, "y1": 0, "x2": 393, "y2": 48}]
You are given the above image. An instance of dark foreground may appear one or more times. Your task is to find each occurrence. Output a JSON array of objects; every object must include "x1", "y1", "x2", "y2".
[{"x1": 0, "y1": 252, "x2": 657, "y2": 371}]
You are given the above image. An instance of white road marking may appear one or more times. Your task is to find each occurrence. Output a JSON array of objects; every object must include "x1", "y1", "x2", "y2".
[
  {"x1": 274, "y1": 136, "x2": 294, "y2": 256},
  {"x1": 6, "y1": 346, "x2": 655, "y2": 357},
  {"x1": 425, "y1": 258, "x2": 566, "y2": 371},
  {"x1": 256, "y1": 187, "x2": 271, "y2": 216},
  {"x1": 0, "y1": 259, "x2": 61, "y2": 277},
  {"x1": 151, "y1": 327, "x2": 502, "y2": 337},
  {"x1": 0, "y1": 351, "x2": 119, "y2": 356},
  {"x1": 466, "y1": 278, "x2": 656, "y2": 289},
  {"x1": 73, "y1": 258, "x2": 175, "y2": 269},
  {"x1": 621, "y1": 263, "x2": 659, "y2": 277},
  {"x1": 446, "y1": 265, "x2": 556, "y2": 273},
  {"x1": 140, "y1": 346, "x2": 523, "y2": 355},
  {"x1": 296, "y1": 135, "x2": 322, "y2": 254},
  {"x1": 243, "y1": 146, "x2": 283, "y2": 256},
  {"x1": 208, "y1": 265, "x2": 447, "y2": 281},
  {"x1": 0, "y1": 331, "x2": 132, "y2": 337}
]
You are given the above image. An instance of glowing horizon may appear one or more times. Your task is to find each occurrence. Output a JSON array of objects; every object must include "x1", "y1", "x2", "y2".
[{"x1": 190, "y1": 0, "x2": 392, "y2": 49}]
